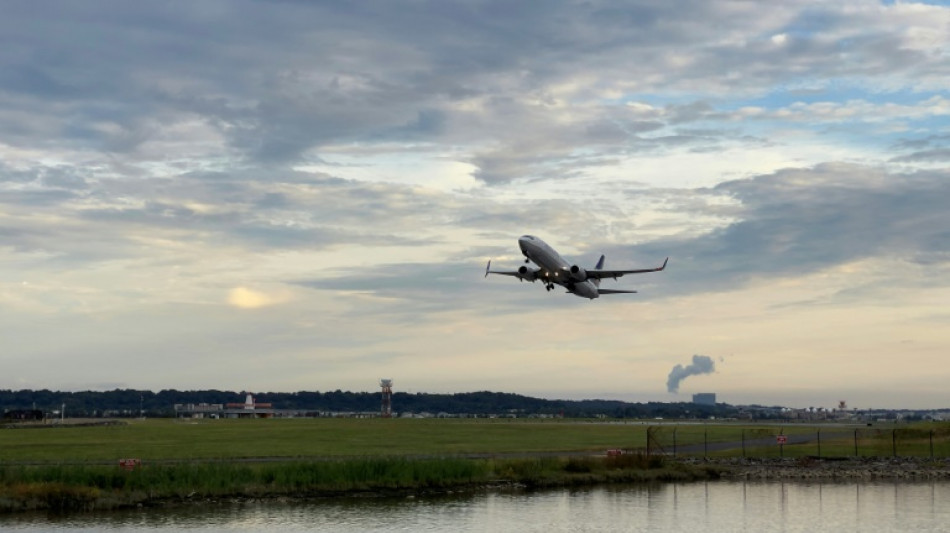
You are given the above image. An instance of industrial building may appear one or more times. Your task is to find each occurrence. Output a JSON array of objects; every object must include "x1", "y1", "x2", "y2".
[{"x1": 692, "y1": 393, "x2": 717, "y2": 406}]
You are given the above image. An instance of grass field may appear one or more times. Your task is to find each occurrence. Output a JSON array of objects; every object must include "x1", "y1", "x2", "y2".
[
  {"x1": 0, "y1": 418, "x2": 658, "y2": 462},
  {"x1": 5, "y1": 417, "x2": 942, "y2": 463}
]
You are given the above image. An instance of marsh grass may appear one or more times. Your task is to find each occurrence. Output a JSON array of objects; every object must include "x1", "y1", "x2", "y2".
[{"x1": 0, "y1": 455, "x2": 712, "y2": 512}]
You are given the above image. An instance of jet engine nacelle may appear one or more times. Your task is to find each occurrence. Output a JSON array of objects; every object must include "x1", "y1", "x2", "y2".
[
  {"x1": 517, "y1": 265, "x2": 538, "y2": 282},
  {"x1": 569, "y1": 265, "x2": 587, "y2": 281}
]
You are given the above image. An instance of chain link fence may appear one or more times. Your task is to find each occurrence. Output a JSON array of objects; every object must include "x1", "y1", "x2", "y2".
[{"x1": 641, "y1": 425, "x2": 950, "y2": 459}]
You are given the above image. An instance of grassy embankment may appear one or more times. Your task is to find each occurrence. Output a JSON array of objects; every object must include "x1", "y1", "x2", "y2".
[
  {"x1": 2, "y1": 418, "x2": 947, "y2": 512},
  {"x1": 0, "y1": 454, "x2": 716, "y2": 512},
  {"x1": 0, "y1": 418, "x2": 715, "y2": 512}
]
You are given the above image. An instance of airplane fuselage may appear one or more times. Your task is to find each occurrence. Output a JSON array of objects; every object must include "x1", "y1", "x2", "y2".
[{"x1": 518, "y1": 235, "x2": 600, "y2": 299}]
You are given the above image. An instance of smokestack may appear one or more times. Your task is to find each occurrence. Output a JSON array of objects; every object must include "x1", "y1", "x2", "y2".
[{"x1": 667, "y1": 354, "x2": 715, "y2": 393}]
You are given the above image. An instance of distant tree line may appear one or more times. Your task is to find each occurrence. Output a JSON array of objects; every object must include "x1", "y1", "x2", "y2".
[{"x1": 0, "y1": 388, "x2": 742, "y2": 419}]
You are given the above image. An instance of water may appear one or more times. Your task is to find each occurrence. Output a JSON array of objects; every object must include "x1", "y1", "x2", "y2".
[{"x1": 2, "y1": 481, "x2": 948, "y2": 532}]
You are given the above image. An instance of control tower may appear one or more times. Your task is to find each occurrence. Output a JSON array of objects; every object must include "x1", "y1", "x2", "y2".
[{"x1": 380, "y1": 379, "x2": 393, "y2": 418}]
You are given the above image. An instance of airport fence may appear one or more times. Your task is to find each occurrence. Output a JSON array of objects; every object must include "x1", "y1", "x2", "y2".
[{"x1": 643, "y1": 425, "x2": 950, "y2": 459}]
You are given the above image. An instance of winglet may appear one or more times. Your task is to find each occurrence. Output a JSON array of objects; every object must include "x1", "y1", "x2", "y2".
[
  {"x1": 485, "y1": 260, "x2": 491, "y2": 278},
  {"x1": 659, "y1": 257, "x2": 668, "y2": 271}
]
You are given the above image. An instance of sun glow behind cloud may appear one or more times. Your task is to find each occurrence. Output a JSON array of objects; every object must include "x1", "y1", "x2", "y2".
[{"x1": 227, "y1": 287, "x2": 291, "y2": 309}]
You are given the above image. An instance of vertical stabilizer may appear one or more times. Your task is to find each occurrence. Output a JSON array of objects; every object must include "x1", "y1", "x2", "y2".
[{"x1": 593, "y1": 255, "x2": 605, "y2": 287}]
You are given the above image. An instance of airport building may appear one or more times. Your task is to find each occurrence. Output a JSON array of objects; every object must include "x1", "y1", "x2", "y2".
[
  {"x1": 174, "y1": 394, "x2": 277, "y2": 419},
  {"x1": 173, "y1": 393, "x2": 382, "y2": 419}
]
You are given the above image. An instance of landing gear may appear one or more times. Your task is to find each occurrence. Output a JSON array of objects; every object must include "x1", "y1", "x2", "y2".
[{"x1": 545, "y1": 283, "x2": 555, "y2": 291}]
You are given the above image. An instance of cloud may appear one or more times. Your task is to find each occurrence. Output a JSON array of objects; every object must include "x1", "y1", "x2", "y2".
[
  {"x1": 264, "y1": 161, "x2": 950, "y2": 318},
  {"x1": 1, "y1": 2, "x2": 949, "y2": 406},
  {"x1": 617, "y1": 163, "x2": 950, "y2": 298},
  {"x1": 890, "y1": 148, "x2": 950, "y2": 163},
  {"x1": 2, "y1": 1, "x2": 946, "y2": 178}
]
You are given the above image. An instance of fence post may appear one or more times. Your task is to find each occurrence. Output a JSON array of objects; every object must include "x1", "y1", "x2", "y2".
[
  {"x1": 817, "y1": 429, "x2": 821, "y2": 459},
  {"x1": 647, "y1": 426, "x2": 652, "y2": 456},
  {"x1": 741, "y1": 429, "x2": 746, "y2": 458},
  {"x1": 931, "y1": 430, "x2": 934, "y2": 460},
  {"x1": 673, "y1": 427, "x2": 677, "y2": 457},
  {"x1": 854, "y1": 429, "x2": 859, "y2": 457},
  {"x1": 704, "y1": 427, "x2": 708, "y2": 458},
  {"x1": 892, "y1": 429, "x2": 897, "y2": 458}
]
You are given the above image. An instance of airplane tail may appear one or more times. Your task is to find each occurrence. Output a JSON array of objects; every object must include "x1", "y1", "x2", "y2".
[{"x1": 592, "y1": 254, "x2": 605, "y2": 287}]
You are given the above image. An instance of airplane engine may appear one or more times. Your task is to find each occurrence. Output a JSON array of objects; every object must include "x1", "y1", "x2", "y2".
[
  {"x1": 569, "y1": 265, "x2": 587, "y2": 281},
  {"x1": 517, "y1": 265, "x2": 538, "y2": 282}
]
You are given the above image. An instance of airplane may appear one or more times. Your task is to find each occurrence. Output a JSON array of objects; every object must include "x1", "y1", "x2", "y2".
[{"x1": 484, "y1": 235, "x2": 667, "y2": 299}]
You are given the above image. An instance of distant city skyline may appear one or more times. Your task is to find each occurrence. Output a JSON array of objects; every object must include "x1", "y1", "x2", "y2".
[{"x1": 1, "y1": 1, "x2": 949, "y2": 409}]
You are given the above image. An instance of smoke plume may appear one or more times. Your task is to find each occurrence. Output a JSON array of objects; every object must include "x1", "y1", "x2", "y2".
[{"x1": 667, "y1": 354, "x2": 715, "y2": 393}]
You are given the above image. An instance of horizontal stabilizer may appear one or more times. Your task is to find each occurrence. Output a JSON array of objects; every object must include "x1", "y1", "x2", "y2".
[{"x1": 597, "y1": 289, "x2": 638, "y2": 295}]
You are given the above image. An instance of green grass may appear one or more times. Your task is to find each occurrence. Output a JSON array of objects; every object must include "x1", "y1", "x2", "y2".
[
  {"x1": 0, "y1": 419, "x2": 657, "y2": 462},
  {"x1": 2, "y1": 419, "x2": 946, "y2": 464},
  {"x1": 0, "y1": 454, "x2": 712, "y2": 512},
  {"x1": 0, "y1": 458, "x2": 491, "y2": 512},
  {"x1": 0, "y1": 457, "x2": 488, "y2": 495}
]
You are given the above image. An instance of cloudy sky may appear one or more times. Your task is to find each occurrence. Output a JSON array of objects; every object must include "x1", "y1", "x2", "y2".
[{"x1": 2, "y1": 1, "x2": 949, "y2": 409}]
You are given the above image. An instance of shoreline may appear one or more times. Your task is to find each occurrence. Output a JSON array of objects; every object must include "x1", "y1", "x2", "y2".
[
  {"x1": 117, "y1": 457, "x2": 950, "y2": 512},
  {"x1": 692, "y1": 456, "x2": 950, "y2": 480},
  {"x1": 3, "y1": 455, "x2": 950, "y2": 514}
]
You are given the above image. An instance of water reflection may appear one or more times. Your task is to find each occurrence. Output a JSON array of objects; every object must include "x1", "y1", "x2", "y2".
[{"x1": 3, "y1": 481, "x2": 949, "y2": 532}]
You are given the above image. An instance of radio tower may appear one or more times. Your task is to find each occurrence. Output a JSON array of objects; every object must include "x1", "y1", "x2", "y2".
[{"x1": 380, "y1": 379, "x2": 393, "y2": 418}]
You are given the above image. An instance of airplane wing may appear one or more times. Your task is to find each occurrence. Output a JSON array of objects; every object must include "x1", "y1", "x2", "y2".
[
  {"x1": 484, "y1": 260, "x2": 526, "y2": 278},
  {"x1": 597, "y1": 289, "x2": 638, "y2": 295},
  {"x1": 585, "y1": 257, "x2": 668, "y2": 280}
]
